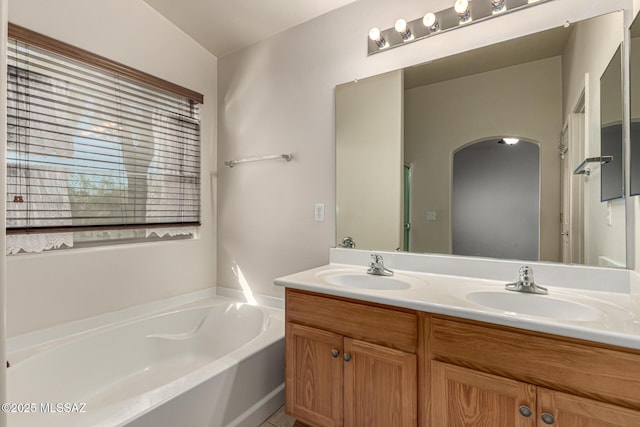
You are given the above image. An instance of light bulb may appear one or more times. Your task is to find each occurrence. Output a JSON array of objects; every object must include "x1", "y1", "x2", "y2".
[
  {"x1": 394, "y1": 18, "x2": 413, "y2": 41},
  {"x1": 394, "y1": 19, "x2": 407, "y2": 33},
  {"x1": 454, "y1": 0, "x2": 471, "y2": 22},
  {"x1": 423, "y1": 13, "x2": 436, "y2": 27},
  {"x1": 454, "y1": 0, "x2": 469, "y2": 14},
  {"x1": 423, "y1": 13, "x2": 439, "y2": 32},
  {"x1": 503, "y1": 138, "x2": 519, "y2": 145},
  {"x1": 368, "y1": 27, "x2": 387, "y2": 48},
  {"x1": 369, "y1": 27, "x2": 381, "y2": 41}
]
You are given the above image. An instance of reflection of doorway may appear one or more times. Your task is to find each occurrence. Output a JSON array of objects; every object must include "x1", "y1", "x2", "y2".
[
  {"x1": 562, "y1": 92, "x2": 585, "y2": 264},
  {"x1": 452, "y1": 139, "x2": 540, "y2": 261},
  {"x1": 560, "y1": 124, "x2": 571, "y2": 263},
  {"x1": 403, "y1": 164, "x2": 411, "y2": 251}
]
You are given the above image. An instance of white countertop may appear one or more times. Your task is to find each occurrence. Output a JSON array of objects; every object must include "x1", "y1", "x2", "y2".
[{"x1": 275, "y1": 262, "x2": 640, "y2": 350}]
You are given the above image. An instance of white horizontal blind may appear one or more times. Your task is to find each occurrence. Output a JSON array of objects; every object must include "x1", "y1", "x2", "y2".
[{"x1": 6, "y1": 38, "x2": 201, "y2": 235}]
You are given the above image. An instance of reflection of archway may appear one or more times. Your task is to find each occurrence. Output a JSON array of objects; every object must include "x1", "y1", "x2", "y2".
[{"x1": 452, "y1": 138, "x2": 540, "y2": 261}]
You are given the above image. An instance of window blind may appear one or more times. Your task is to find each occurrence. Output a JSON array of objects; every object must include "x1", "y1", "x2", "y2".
[{"x1": 6, "y1": 36, "x2": 201, "y2": 237}]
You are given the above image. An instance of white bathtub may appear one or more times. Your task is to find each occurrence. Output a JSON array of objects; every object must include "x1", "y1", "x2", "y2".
[{"x1": 6, "y1": 295, "x2": 285, "y2": 427}]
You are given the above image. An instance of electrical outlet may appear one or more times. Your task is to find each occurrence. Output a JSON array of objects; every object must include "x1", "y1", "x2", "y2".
[{"x1": 314, "y1": 203, "x2": 325, "y2": 221}]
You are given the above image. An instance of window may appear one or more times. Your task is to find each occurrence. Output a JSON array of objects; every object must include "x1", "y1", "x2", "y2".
[{"x1": 6, "y1": 25, "x2": 203, "y2": 254}]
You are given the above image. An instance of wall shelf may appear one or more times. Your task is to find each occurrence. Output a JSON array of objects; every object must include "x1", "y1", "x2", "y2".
[{"x1": 573, "y1": 156, "x2": 613, "y2": 176}]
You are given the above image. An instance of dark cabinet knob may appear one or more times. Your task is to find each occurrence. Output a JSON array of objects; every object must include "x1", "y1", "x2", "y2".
[
  {"x1": 518, "y1": 405, "x2": 532, "y2": 418},
  {"x1": 541, "y1": 412, "x2": 555, "y2": 425}
]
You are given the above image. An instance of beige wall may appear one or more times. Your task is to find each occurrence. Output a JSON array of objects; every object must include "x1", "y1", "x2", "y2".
[
  {"x1": 218, "y1": 0, "x2": 632, "y2": 299},
  {"x1": 336, "y1": 70, "x2": 404, "y2": 251},
  {"x1": 6, "y1": 0, "x2": 218, "y2": 336},
  {"x1": 562, "y1": 11, "x2": 626, "y2": 267},
  {"x1": 405, "y1": 57, "x2": 562, "y2": 261}
]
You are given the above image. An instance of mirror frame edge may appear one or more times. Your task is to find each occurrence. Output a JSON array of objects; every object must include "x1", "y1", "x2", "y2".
[{"x1": 625, "y1": 8, "x2": 635, "y2": 270}]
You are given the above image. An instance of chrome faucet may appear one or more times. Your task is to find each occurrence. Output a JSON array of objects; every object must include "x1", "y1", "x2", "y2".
[
  {"x1": 338, "y1": 236, "x2": 356, "y2": 249},
  {"x1": 505, "y1": 266, "x2": 548, "y2": 295},
  {"x1": 367, "y1": 254, "x2": 394, "y2": 276}
]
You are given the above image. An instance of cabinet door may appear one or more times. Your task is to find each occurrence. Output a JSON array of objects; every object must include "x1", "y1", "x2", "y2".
[
  {"x1": 286, "y1": 323, "x2": 343, "y2": 427},
  {"x1": 343, "y1": 338, "x2": 417, "y2": 427},
  {"x1": 431, "y1": 361, "x2": 536, "y2": 427},
  {"x1": 537, "y1": 387, "x2": 640, "y2": 427}
]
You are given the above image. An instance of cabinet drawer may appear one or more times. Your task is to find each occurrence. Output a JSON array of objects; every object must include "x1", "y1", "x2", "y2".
[
  {"x1": 286, "y1": 289, "x2": 418, "y2": 353},
  {"x1": 430, "y1": 316, "x2": 640, "y2": 410}
]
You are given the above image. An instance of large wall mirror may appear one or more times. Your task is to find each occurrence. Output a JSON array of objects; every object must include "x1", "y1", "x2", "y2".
[
  {"x1": 630, "y1": 15, "x2": 640, "y2": 196},
  {"x1": 336, "y1": 11, "x2": 626, "y2": 268}
]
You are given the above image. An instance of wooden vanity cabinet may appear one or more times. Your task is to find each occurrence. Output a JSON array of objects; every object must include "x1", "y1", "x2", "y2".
[
  {"x1": 343, "y1": 338, "x2": 417, "y2": 426},
  {"x1": 537, "y1": 388, "x2": 640, "y2": 427},
  {"x1": 431, "y1": 361, "x2": 640, "y2": 426},
  {"x1": 285, "y1": 289, "x2": 640, "y2": 427},
  {"x1": 286, "y1": 323, "x2": 343, "y2": 426},
  {"x1": 431, "y1": 361, "x2": 536, "y2": 427},
  {"x1": 285, "y1": 289, "x2": 420, "y2": 427},
  {"x1": 430, "y1": 316, "x2": 640, "y2": 427}
]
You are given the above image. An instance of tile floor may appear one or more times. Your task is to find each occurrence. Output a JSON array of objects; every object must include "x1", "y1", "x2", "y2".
[{"x1": 260, "y1": 405, "x2": 298, "y2": 427}]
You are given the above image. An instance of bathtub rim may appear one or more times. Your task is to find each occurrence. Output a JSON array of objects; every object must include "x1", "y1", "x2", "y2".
[
  {"x1": 8, "y1": 288, "x2": 283, "y2": 357},
  {"x1": 9, "y1": 298, "x2": 282, "y2": 367}
]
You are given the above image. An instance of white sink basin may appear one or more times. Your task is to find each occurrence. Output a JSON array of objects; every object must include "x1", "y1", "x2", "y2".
[
  {"x1": 465, "y1": 291, "x2": 603, "y2": 321},
  {"x1": 317, "y1": 269, "x2": 425, "y2": 290}
]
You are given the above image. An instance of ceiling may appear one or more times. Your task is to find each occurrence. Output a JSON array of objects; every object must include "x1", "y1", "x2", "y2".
[
  {"x1": 404, "y1": 25, "x2": 572, "y2": 90},
  {"x1": 143, "y1": 0, "x2": 358, "y2": 58}
]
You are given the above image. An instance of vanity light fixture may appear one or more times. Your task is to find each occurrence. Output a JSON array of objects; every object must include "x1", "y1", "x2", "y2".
[
  {"x1": 454, "y1": 0, "x2": 471, "y2": 23},
  {"x1": 491, "y1": 0, "x2": 506, "y2": 13},
  {"x1": 367, "y1": 0, "x2": 553, "y2": 55},
  {"x1": 368, "y1": 27, "x2": 388, "y2": 48},
  {"x1": 423, "y1": 13, "x2": 440, "y2": 33},
  {"x1": 395, "y1": 19, "x2": 413, "y2": 41}
]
